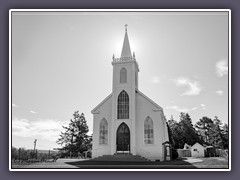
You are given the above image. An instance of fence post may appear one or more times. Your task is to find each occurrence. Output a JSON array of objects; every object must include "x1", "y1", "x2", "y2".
[{"x1": 18, "y1": 148, "x2": 21, "y2": 161}]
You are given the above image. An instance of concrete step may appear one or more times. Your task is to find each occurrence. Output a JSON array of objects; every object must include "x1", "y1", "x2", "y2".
[{"x1": 93, "y1": 154, "x2": 150, "y2": 162}]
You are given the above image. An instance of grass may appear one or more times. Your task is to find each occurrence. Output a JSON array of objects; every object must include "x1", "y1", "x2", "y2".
[
  {"x1": 11, "y1": 157, "x2": 229, "y2": 169},
  {"x1": 192, "y1": 157, "x2": 229, "y2": 169}
]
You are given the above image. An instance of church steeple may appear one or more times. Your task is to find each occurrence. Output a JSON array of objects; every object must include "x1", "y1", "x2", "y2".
[
  {"x1": 121, "y1": 24, "x2": 132, "y2": 58},
  {"x1": 111, "y1": 25, "x2": 139, "y2": 74}
]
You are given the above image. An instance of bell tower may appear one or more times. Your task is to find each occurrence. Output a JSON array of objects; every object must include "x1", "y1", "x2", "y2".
[{"x1": 110, "y1": 25, "x2": 139, "y2": 155}]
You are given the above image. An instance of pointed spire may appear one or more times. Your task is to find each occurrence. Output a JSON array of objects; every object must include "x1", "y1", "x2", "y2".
[{"x1": 121, "y1": 24, "x2": 132, "y2": 58}]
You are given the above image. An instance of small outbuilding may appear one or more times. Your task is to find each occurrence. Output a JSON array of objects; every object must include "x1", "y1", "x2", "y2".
[
  {"x1": 191, "y1": 142, "x2": 205, "y2": 158},
  {"x1": 183, "y1": 143, "x2": 191, "y2": 150}
]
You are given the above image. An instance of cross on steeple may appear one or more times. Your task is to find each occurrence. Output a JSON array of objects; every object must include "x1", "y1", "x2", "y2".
[{"x1": 125, "y1": 24, "x2": 128, "y2": 32}]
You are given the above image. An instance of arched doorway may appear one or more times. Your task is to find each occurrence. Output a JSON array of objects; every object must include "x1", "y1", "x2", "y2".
[{"x1": 116, "y1": 123, "x2": 130, "y2": 153}]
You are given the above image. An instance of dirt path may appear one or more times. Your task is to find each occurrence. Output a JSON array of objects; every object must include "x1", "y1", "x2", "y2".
[{"x1": 12, "y1": 158, "x2": 82, "y2": 169}]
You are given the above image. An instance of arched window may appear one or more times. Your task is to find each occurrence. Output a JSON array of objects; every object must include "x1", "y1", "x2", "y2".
[
  {"x1": 144, "y1": 117, "x2": 154, "y2": 144},
  {"x1": 117, "y1": 90, "x2": 129, "y2": 119},
  {"x1": 120, "y1": 67, "x2": 127, "y2": 83},
  {"x1": 99, "y1": 118, "x2": 108, "y2": 145}
]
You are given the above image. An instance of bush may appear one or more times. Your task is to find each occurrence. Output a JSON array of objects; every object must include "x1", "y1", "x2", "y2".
[{"x1": 172, "y1": 148, "x2": 179, "y2": 160}]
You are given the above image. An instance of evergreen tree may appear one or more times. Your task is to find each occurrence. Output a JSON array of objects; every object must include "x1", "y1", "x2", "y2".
[
  {"x1": 221, "y1": 123, "x2": 229, "y2": 149},
  {"x1": 11, "y1": 146, "x2": 18, "y2": 160},
  {"x1": 168, "y1": 113, "x2": 203, "y2": 149},
  {"x1": 166, "y1": 118, "x2": 174, "y2": 146},
  {"x1": 168, "y1": 114, "x2": 228, "y2": 150},
  {"x1": 195, "y1": 116, "x2": 225, "y2": 148},
  {"x1": 179, "y1": 113, "x2": 203, "y2": 146},
  {"x1": 56, "y1": 111, "x2": 92, "y2": 156},
  {"x1": 167, "y1": 115, "x2": 184, "y2": 149},
  {"x1": 195, "y1": 116, "x2": 213, "y2": 144},
  {"x1": 212, "y1": 116, "x2": 224, "y2": 149},
  {"x1": 213, "y1": 116, "x2": 228, "y2": 149}
]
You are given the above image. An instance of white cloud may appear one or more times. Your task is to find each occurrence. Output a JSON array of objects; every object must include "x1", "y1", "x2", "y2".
[
  {"x1": 166, "y1": 105, "x2": 178, "y2": 110},
  {"x1": 12, "y1": 103, "x2": 19, "y2": 108},
  {"x1": 216, "y1": 60, "x2": 228, "y2": 77},
  {"x1": 12, "y1": 118, "x2": 68, "y2": 142},
  {"x1": 215, "y1": 90, "x2": 224, "y2": 96},
  {"x1": 174, "y1": 77, "x2": 203, "y2": 96},
  {"x1": 166, "y1": 105, "x2": 198, "y2": 113},
  {"x1": 151, "y1": 76, "x2": 160, "y2": 84},
  {"x1": 191, "y1": 107, "x2": 198, "y2": 111},
  {"x1": 200, "y1": 104, "x2": 207, "y2": 110},
  {"x1": 30, "y1": 110, "x2": 37, "y2": 114}
]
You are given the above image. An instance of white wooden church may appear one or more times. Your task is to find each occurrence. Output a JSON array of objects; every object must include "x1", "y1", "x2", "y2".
[{"x1": 91, "y1": 25, "x2": 169, "y2": 161}]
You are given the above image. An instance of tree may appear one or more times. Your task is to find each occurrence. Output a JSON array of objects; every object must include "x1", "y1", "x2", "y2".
[
  {"x1": 195, "y1": 116, "x2": 225, "y2": 149},
  {"x1": 195, "y1": 116, "x2": 213, "y2": 144},
  {"x1": 166, "y1": 120, "x2": 174, "y2": 146},
  {"x1": 213, "y1": 116, "x2": 228, "y2": 149},
  {"x1": 167, "y1": 115, "x2": 184, "y2": 149},
  {"x1": 56, "y1": 111, "x2": 92, "y2": 157},
  {"x1": 11, "y1": 146, "x2": 18, "y2": 160},
  {"x1": 168, "y1": 113, "x2": 203, "y2": 149},
  {"x1": 212, "y1": 116, "x2": 224, "y2": 149},
  {"x1": 179, "y1": 113, "x2": 203, "y2": 146},
  {"x1": 221, "y1": 123, "x2": 229, "y2": 149}
]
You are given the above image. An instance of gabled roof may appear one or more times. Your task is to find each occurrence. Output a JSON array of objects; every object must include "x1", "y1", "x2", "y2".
[
  {"x1": 192, "y1": 142, "x2": 204, "y2": 148},
  {"x1": 91, "y1": 93, "x2": 112, "y2": 114},
  {"x1": 184, "y1": 143, "x2": 192, "y2": 149},
  {"x1": 136, "y1": 89, "x2": 163, "y2": 110},
  {"x1": 91, "y1": 90, "x2": 163, "y2": 114}
]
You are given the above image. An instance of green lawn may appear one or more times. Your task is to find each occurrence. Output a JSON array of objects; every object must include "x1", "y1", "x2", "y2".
[{"x1": 192, "y1": 157, "x2": 229, "y2": 169}]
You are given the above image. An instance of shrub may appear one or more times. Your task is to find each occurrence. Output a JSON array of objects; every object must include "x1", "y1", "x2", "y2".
[{"x1": 172, "y1": 148, "x2": 179, "y2": 160}]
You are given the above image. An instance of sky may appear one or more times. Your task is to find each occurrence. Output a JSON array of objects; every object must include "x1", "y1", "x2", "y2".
[{"x1": 11, "y1": 11, "x2": 229, "y2": 150}]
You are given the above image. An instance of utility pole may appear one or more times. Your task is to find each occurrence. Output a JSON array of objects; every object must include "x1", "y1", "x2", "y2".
[
  {"x1": 34, "y1": 139, "x2": 37, "y2": 151},
  {"x1": 33, "y1": 139, "x2": 37, "y2": 159}
]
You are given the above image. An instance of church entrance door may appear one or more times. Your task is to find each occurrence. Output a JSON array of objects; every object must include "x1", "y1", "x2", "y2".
[{"x1": 116, "y1": 123, "x2": 130, "y2": 153}]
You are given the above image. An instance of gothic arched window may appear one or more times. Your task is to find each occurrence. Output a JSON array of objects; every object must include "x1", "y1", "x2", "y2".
[
  {"x1": 120, "y1": 67, "x2": 127, "y2": 83},
  {"x1": 117, "y1": 90, "x2": 129, "y2": 119},
  {"x1": 144, "y1": 117, "x2": 154, "y2": 144},
  {"x1": 99, "y1": 118, "x2": 108, "y2": 145}
]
